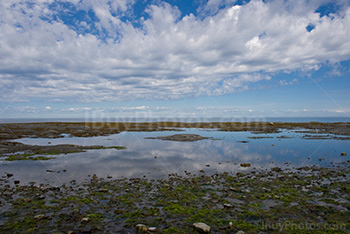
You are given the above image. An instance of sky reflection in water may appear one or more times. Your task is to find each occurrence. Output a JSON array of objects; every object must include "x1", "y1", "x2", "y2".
[{"x1": 1, "y1": 129, "x2": 349, "y2": 185}]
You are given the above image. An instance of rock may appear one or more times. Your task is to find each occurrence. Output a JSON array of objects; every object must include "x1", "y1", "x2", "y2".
[
  {"x1": 341, "y1": 152, "x2": 347, "y2": 156},
  {"x1": 199, "y1": 169, "x2": 205, "y2": 173},
  {"x1": 236, "y1": 231, "x2": 245, "y2": 234},
  {"x1": 224, "y1": 203, "x2": 233, "y2": 208},
  {"x1": 193, "y1": 222, "x2": 211, "y2": 233},
  {"x1": 81, "y1": 217, "x2": 90, "y2": 223},
  {"x1": 230, "y1": 187, "x2": 238, "y2": 192},
  {"x1": 6, "y1": 173, "x2": 13, "y2": 178},
  {"x1": 14, "y1": 180, "x2": 20, "y2": 185},
  {"x1": 136, "y1": 224, "x2": 148, "y2": 231},
  {"x1": 229, "y1": 222, "x2": 233, "y2": 227},
  {"x1": 23, "y1": 198, "x2": 32, "y2": 203},
  {"x1": 46, "y1": 169, "x2": 55, "y2": 172},
  {"x1": 92, "y1": 174, "x2": 98, "y2": 180},
  {"x1": 237, "y1": 141, "x2": 249, "y2": 143},
  {"x1": 145, "y1": 134, "x2": 210, "y2": 142},
  {"x1": 3, "y1": 191, "x2": 12, "y2": 196},
  {"x1": 148, "y1": 227, "x2": 157, "y2": 232},
  {"x1": 240, "y1": 163, "x2": 251, "y2": 167},
  {"x1": 34, "y1": 214, "x2": 46, "y2": 220},
  {"x1": 99, "y1": 188, "x2": 108, "y2": 193},
  {"x1": 107, "y1": 175, "x2": 113, "y2": 179}
]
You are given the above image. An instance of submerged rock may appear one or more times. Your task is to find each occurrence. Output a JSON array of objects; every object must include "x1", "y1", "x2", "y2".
[
  {"x1": 341, "y1": 152, "x2": 347, "y2": 156},
  {"x1": 193, "y1": 222, "x2": 211, "y2": 233},
  {"x1": 240, "y1": 163, "x2": 251, "y2": 167}
]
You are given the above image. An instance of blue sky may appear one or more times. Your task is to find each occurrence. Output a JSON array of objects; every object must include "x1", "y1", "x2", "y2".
[{"x1": 0, "y1": 0, "x2": 350, "y2": 119}]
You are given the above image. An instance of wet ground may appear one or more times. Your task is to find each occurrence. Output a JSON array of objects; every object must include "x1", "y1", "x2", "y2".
[{"x1": 0, "y1": 122, "x2": 349, "y2": 233}]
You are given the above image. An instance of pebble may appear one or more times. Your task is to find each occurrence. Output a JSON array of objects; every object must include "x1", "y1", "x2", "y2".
[
  {"x1": 14, "y1": 180, "x2": 20, "y2": 185},
  {"x1": 136, "y1": 224, "x2": 148, "y2": 231},
  {"x1": 236, "y1": 231, "x2": 245, "y2": 234},
  {"x1": 193, "y1": 222, "x2": 211, "y2": 233},
  {"x1": 240, "y1": 163, "x2": 251, "y2": 167},
  {"x1": 341, "y1": 152, "x2": 347, "y2": 156},
  {"x1": 34, "y1": 214, "x2": 46, "y2": 220},
  {"x1": 6, "y1": 173, "x2": 13, "y2": 178},
  {"x1": 148, "y1": 227, "x2": 157, "y2": 232},
  {"x1": 81, "y1": 217, "x2": 90, "y2": 223},
  {"x1": 224, "y1": 203, "x2": 233, "y2": 208}
]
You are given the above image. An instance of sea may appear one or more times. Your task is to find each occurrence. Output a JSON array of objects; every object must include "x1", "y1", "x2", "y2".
[{"x1": 0, "y1": 117, "x2": 349, "y2": 123}]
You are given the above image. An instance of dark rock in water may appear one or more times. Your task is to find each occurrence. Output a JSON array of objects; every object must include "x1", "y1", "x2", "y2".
[
  {"x1": 240, "y1": 163, "x2": 251, "y2": 167},
  {"x1": 341, "y1": 152, "x2": 347, "y2": 156},
  {"x1": 14, "y1": 180, "x2": 20, "y2": 185},
  {"x1": 145, "y1": 134, "x2": 210, "y2": 142},
  {"x1": 237, "y1": 140, "x2": 249, "y2": 143},
  {"x1": 6, "y1": 173, "x2": 13, "y2": 178}
]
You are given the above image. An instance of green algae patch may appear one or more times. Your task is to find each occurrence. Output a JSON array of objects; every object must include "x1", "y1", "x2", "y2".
[{"x1": 5, "y1": 153, "x2": 55, "y2": 161}]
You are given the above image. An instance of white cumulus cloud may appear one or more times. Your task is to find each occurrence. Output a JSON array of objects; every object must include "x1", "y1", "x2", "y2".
[{"x1": 0, "y1": 0, "x2": 349, "y2": 103}]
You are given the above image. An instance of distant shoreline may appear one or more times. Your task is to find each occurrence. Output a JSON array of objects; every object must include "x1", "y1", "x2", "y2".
[
  {"x1": 1, "y1": 122, "x2": 350, "y2": 141},
  {"x1": 0, "y1": 116, "x2": 349, "y2": 123}
]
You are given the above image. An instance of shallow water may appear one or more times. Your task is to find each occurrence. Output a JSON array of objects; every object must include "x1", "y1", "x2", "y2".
[{"x1": 1, "y1": 129, "x2": 349, "y2": 185}]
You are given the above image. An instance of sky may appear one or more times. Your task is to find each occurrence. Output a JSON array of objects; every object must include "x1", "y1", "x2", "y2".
[{"x1": 0, "y1": 0, "x2": 350, "y2": 120}]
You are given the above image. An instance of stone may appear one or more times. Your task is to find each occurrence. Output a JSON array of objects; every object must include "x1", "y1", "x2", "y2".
[
  {"x1": 34, "y1": 214, "x2": 46, "y2": 220},
  {"x1": 193, "y1": 222, "x2": 211, "y2": 233},
  {"x1": 148, "y1": 227, "x2": 157, "y2": 232},
  {"x1": 230, "y1": 187, "x2": 238, "y2": 192},
  {"x1": 6, "y1": 173, "x2": 13, "y2": 178},
  {"x1": 81, "y1": 217, "x2": 90, "y2": 223},
  {"x1": 46, "y1": 169, "x2": 55, "y2": 172},
  {"x1": 14, "y1": 180, "x2": 20, "y2": 185},
  {"x1": 136, "y1": 224, "x2": 148, "y2": 231},
  {"x1": 341, "y1": 152, "x2": 347, "y2": 156},
  {"x1": 240, "y1": 163, "x2": 251, "y2": 167},
  {"x1": 236, "y1": 231, "x2": 245, "y2": 234},
  {"x1": 224, "y1": 203, "x2": 233, "y2": 208}
]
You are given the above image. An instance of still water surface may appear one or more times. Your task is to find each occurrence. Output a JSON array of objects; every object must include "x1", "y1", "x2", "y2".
[{"x1": 1, "y1": 129, "x2": 349, "y2": 185}]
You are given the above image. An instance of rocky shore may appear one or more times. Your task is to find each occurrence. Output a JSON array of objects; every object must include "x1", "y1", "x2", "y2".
[{"x1": 1, "y1": 166, "x2": 349, "y2": 233}]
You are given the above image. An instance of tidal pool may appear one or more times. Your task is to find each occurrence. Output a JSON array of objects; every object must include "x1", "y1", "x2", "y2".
[{"x1": 1, "y1": 129, "x2": 348, "y2": 186}]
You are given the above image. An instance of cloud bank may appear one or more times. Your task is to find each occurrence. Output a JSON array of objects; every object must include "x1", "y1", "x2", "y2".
[{"x1": 0, "y1": 0, "x2": 350, "y2": 102}]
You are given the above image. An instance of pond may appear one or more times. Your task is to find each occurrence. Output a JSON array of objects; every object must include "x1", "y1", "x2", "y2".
[{"x1": 0, "y1": 129, "x2": 348, "y2": 186}]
